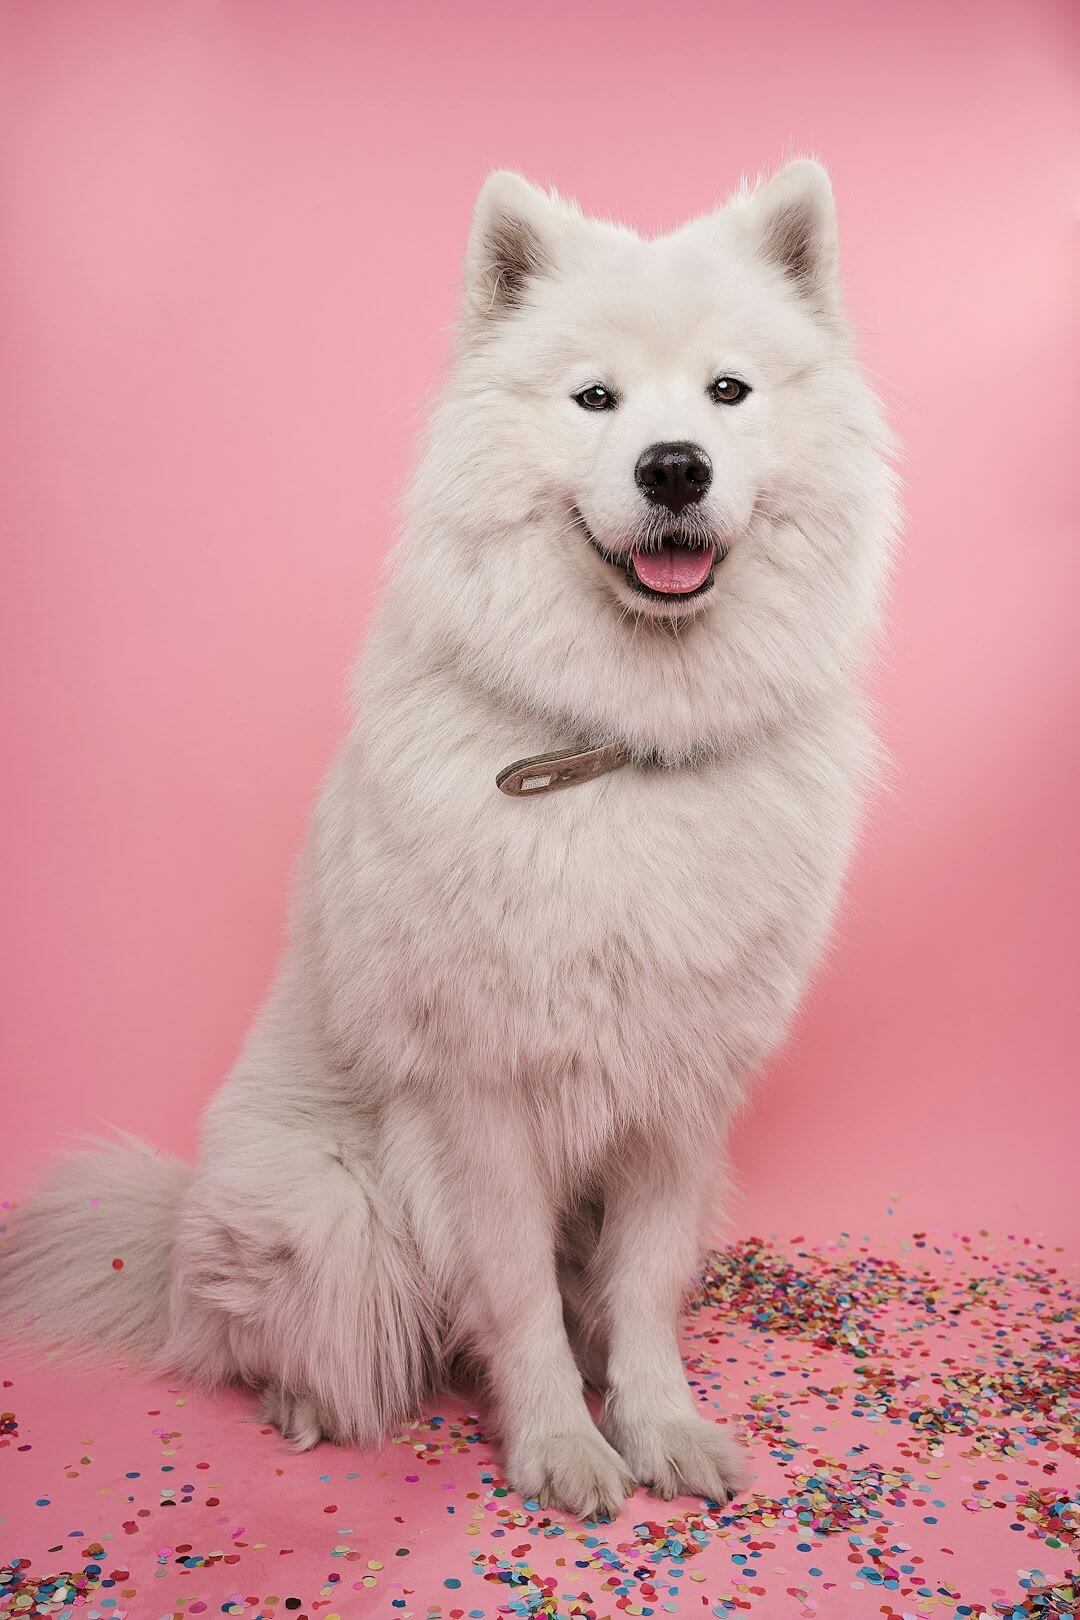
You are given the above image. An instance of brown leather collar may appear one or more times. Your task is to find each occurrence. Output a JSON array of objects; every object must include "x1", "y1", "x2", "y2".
[{"x1": 496, "y1": 743, "x2": 630, "y2": 797}]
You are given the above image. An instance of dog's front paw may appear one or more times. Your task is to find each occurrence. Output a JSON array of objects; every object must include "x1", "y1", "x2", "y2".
[
  {"x1": 506, "y1": 1424, "x2": 634, "y2": 1519},
  {"x1": 604, "y1": 1409, "x2": 747, "y2": 1505}
]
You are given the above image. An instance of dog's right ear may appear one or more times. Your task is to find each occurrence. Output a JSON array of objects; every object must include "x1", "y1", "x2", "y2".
[{"x1": 464, "y1": 172, "x2": 576, "y2": 325}]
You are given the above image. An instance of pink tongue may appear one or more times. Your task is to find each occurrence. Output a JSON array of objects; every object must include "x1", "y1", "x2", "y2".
[{"x1": 632, "y1": 541, "x2": 714, "y2": 595}]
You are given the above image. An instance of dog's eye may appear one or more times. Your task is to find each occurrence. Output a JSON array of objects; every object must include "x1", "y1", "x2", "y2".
[
  {"x1": 708, "y1": 376, "x2": 750, "y2": 405},
  {"x1": 574, "y1": 385, "x2": 617, "y2": 411}
]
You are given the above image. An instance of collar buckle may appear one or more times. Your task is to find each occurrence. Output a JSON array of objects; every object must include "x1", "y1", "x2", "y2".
[{"x1": 496, "y1": 743, "x2": 629, "y2": 798}]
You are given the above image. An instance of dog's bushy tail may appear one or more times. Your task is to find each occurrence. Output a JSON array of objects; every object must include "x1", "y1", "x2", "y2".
[{"x1": 0, "y1": 1135, "x2": 189, "y2": 1366}]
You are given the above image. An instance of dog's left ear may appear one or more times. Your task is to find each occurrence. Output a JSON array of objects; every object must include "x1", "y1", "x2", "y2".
[
  {"x1": 464, "y1": 171, "x2": 579, "y2": 326},
  {"x1": 740, "y1": 160, "x2": 839, "y2": 315}
]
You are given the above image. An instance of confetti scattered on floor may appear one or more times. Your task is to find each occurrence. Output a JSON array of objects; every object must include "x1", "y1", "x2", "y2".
[{"x1": 1, "y1": 1225, "x2": 1076, "y2": 1618}]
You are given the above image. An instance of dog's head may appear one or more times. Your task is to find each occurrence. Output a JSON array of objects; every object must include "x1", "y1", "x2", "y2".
[{"x1": 400, "y1": 162, "x2": 896, "y2": 758}]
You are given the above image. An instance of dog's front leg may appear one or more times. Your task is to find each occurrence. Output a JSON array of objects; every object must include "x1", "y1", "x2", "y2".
[
  {"x1": 438, "y1": 1099, "x2": 632, "y2": 1519},
  {"x1": 593, "y1": 1139, "x2": 747, "y2": 1504}
]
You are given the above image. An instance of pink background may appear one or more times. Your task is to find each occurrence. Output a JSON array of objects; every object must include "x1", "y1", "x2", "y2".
[{"x1": 2, "y1": 0, "x2": 1077, "y2": 1246}]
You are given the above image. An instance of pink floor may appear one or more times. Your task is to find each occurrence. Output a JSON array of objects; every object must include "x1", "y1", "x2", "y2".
[{"x1": 2, "y1": 1224, "x2": 1076, "y2": 1620}]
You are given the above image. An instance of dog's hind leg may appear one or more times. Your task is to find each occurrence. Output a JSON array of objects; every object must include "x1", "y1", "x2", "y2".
[
  {"x1": 171, "y1": 1105, "x2": 435, "y2": 1448},
  {"x1": 166, "y1": 968, "x2": 436, "y2": 1448},
  {"x1": 258, "y1": 1382, "x2": 328, "y2": 1453}
]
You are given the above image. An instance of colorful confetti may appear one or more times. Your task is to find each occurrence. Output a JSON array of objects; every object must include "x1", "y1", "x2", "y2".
[{"x1": 1, "y1": 1225, "x2": 1076, "y2": 1618}]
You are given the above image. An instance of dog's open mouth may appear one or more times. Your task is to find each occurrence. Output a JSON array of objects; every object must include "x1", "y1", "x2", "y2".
[
  {"x1": 576, "y1": 512, "x2": 724, "y2": 603},
  {"x1": 626, "y1": 538, "x2": 716, "y2": 598}
]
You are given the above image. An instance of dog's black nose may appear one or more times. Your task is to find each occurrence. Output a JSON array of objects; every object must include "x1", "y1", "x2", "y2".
[{"x1": 635, "y1": 442, "x2": 712, "y2": 514}]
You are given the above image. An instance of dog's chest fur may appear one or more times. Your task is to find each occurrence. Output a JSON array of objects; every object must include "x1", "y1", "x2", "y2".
[{"x1": 306, "y1": 673, "x2": 867, "y2": 1166}]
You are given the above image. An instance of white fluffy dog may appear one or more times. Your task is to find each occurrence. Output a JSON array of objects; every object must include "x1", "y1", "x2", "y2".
[{"x1": 2, "y1": 161, "x2": 896, "y2": 1518}]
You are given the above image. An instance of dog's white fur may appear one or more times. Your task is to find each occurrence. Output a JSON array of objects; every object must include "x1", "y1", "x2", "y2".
[{"x1": 1, "y1": 162, "x2": 896, "y2": 1517}]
